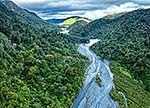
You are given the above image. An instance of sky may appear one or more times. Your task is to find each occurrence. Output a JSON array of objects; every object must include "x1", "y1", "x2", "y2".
[{"x1": 12, "y1": 0, "x2": 150, "y2": 20}]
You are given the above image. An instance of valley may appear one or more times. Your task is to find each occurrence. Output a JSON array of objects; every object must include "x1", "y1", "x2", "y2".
[
  {"x1": 72, "y1": 39, "x2": 118, "y2": 108},
  {"x1": 0, "y1": 0, "x2": 150, "y2": 108}
]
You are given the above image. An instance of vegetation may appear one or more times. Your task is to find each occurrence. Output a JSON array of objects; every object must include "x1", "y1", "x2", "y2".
[
  {"x1": 102, "y1": 12, "x2": 126, "y2": 19},
  {"x1": 95, "y1": 75, "x2": 101, "y2": 86},
  {"x1": 1, "y1": 0, "x2": 59, "y2": 31},
  {"x1": 0, "y1": 1, "x2": 87, "y2": 107},
  {"x1": 85, "y1": 9, "x2": 150, "y2": 107},
  {"x1": 65, "y1": 8, "x2": 150, "y2": 107},
  {"x1": 1, "y1": 0, "x2": 150, "y2": 107},
  {"x1": 61, "y1": 16, "x2": 91, "y2": 25},
  {"x1": 46, "y1": 16, "x2": 91, "y2": 25},
  {"x1": 67, "y1": 20, "x2": 89, "y2": 36},
  {"x1": 110, "y1": 61, "x2": 150, "y2": 108},
  {"x1": 76, "y1": 8, "x2": 150, "y2": 91}
]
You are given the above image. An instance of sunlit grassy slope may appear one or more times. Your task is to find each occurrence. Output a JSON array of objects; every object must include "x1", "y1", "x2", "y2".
[{"x1": 61, "y1": 17, "x2": 91, "y2": 25}]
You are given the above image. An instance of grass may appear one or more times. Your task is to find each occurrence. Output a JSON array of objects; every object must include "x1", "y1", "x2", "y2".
[{"x1": 61, "y1": 18, "x2": 91, "y2": 25}]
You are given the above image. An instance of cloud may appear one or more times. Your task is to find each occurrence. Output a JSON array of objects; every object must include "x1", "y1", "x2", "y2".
[
  {"x1": 84, "y1": 2, "x2": 150, "y2": 19},
  {"x1": 11, "y1": 0, "x2": 150, "y2": 20},
  {"x1": 13, "y1": 0, "x2": 47, "y2": 4},
  {"x1": 131, "y1": 0, "x2": 150, "y2": 5}
]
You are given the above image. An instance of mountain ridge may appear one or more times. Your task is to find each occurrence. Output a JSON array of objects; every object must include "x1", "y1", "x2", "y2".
[
  {"x1": 1, "y1": 0, "x2": 58, "y2": 31},
  {"x1": 47, "y1": 16, "x2": 91, "y2": 25}
]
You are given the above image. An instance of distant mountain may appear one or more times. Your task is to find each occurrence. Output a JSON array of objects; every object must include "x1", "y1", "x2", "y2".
[
  {"x1": 46, "y1": 19, "x2": 65, "y2": 24},
  {"x1": 1, "y1": 0, "x2": 58, "y2": 31},
  {"x1": 47, "y1": 16, "x2": 91, "y2": 25}
]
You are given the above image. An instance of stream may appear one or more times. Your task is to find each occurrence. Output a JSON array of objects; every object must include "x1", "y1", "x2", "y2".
[{"x1": 71, "y1": 39, "x2": 118, "y2": 108}]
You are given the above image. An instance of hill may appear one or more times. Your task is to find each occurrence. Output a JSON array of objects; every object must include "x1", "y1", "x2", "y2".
[
  {"x1": 86, "y1": 8, "x2": 150, "y2": 89},
  {"x1": 1, "y1": 0, "x2": 58, "y2": 31},
  {"x1": 67, "y1": 20, "x2": 89, "y2": 36},
  {"x1": 0, "y1": 1, "x2": 87, "y2": 107},
  {"x1": 70, "y1": 8, "x2": 150, "y2": 107},
  {"x1": 79, "y1": 8, "x2": 150, "y2": 90},
  {"x1": 47, "y1": 16, "x2": 91, "y2": 25},
  {"x1": 61, "y1": 16, "x2": 91, "y2": 25}
]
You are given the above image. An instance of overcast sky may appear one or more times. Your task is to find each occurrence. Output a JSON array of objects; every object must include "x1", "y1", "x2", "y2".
[{"x1": 12, "y1": 0, "x2": 150, "y2": 20}]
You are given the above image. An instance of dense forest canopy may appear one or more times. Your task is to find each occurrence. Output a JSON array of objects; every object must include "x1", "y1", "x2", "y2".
[{"x1": 0, "y1": 1, "x2": 87, "y2": 107}]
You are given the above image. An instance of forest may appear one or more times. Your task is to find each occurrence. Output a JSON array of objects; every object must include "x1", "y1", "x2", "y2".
[
  {"x1": 69, "y1": 8, "x2": 150, "y2": 107},
  {"x1": 74, "y1": 9, "x2": 150, "y2": 91},
  {"x1": 0, "y1": 1, "x2": 87, "y2": 107}
]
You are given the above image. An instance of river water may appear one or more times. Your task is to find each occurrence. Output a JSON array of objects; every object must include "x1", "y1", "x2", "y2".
[{"x1": 72, "y1": 39, "x2": 118, "y2": 108}]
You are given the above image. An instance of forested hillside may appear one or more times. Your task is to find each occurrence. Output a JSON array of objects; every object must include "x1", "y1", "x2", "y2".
[
  {"x1": 0, "y1": 1, "x2": 87, "y2": 107},
  {"x1": 89, "y1": 9, "x2": 150, "y2": 90},
  {"x1": 67, "y1": 20, "x2": 88, "y2": 36},
  {"x1": 67, "y1": 8, "x2": 150, "y2": 107},
  {"x1": 1, "y1": 0, "x2": 58, "y2": 31},
  {"x1": 77, "y1": 8, "x2": 150, "y2": 90},
  {"x1": 87, "y1": 9, "x2": 150, "y2": 108}
]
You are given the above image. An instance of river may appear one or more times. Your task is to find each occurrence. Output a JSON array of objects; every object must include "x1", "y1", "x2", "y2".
[{"x1": 71, "y1": 39, "x2": 118, "y2": 108}]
